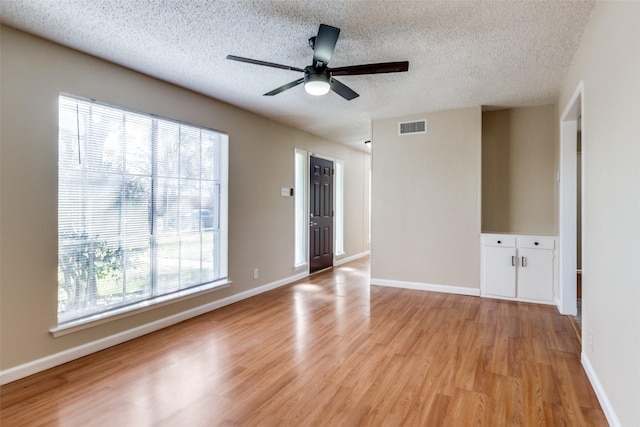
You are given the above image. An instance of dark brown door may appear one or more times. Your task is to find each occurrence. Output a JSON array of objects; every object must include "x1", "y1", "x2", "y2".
[{"x1": 309, "y1": 156, "x2": 333, "y2": 273}]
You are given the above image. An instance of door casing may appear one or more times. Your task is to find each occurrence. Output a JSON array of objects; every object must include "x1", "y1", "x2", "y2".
[{"x1": 559, "y1": 81, "x2": 583, "y2": 316}]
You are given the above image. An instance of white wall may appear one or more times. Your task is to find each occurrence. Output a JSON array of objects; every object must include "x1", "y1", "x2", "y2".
[
  {"x1": 0, "y1": 26, "x2": 370, "y2": 377},
  {"x1": 371, "y1": 108, "x2": 481, "y2": 291},
  {"x1": 558, "y1": 2, "x2": 640, "y2": 425}
]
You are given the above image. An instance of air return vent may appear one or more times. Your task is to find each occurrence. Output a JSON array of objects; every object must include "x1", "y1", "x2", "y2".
[{"x1": 398, "y1": 119, "x2": 427, "y2": 135}]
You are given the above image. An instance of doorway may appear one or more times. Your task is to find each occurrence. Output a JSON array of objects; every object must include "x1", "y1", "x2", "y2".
[
  {"x1": 309, "y1": 155, "x2": 334, "y2": 273},
  {"x1": 576, "y1": 124, "x2": 583, "y2": 329},
  {"x1": 559, "y1": 81, "x2": 583, "y2": 317}
]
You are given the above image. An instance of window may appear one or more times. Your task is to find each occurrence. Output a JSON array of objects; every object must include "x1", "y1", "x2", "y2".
[
  {"x1": 57, "y1": 94, "x2": 228, "y2": 324},
  {"x1": 335, "y1": 159, "x2": 345, "y2": 255},
  {"x1": 294, "y1": 149, "x2": 308, "y2": 268}
]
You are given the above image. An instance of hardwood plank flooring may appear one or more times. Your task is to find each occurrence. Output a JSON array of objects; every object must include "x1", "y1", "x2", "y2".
[{"x1": 1, "y1": 257, "x2": 607, "y2": 426}]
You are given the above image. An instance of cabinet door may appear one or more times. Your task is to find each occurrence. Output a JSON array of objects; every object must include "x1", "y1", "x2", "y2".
[
  {"x1": 517, "y1": 248, "x2": 554, "y2": 302},
  {"x1": 484, "y1": 246, "x2": 516, "y2": 298}
]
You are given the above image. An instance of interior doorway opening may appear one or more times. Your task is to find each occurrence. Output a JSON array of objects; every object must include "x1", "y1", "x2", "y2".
[
  {"x1": 576, "y1": 118, "x2": 583, "y2": 330},
  {"x1": 559, "y1": 81, "x2": 583, "y2": 319}
]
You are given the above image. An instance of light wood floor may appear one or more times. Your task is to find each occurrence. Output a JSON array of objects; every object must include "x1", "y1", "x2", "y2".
[{"x1": 1, "y1": 257, "x2": 606, "y2": 426}]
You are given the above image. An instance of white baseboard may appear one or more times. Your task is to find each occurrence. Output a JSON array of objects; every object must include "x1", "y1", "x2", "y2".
[
  {"x1": 581, "y1": 353, "x2": 621, "y2": 427},
  {"x1": 481, "y1": 294, "x2": 557, "y2": 306},
  {"x1": 370, "y1": 278, "x2": 480, "y2": 297},
  {"x1": 0, "y1": 271, "x2": 308, "y2": 385},
  {"x1": 335, "y1": 250, "x2": 370, "y2": 266}
]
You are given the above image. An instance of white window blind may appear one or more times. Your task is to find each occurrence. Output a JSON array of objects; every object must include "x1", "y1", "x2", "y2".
[{"x1": 58, "y1": 94, "x2": 228, "y2": 323}]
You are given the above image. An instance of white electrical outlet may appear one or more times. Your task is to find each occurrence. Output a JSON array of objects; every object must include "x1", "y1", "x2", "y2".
[{"x1": 253, "y1": 268, "x2": 259, "y2": 280}]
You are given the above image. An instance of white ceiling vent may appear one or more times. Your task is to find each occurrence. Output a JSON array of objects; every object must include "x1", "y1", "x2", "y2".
[{"x1": 398, "y1": 119, "x2": 427, "y2": 136}]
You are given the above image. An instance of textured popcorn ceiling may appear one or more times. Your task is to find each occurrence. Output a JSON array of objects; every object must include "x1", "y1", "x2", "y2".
[{"x1": 0, "y1": 0, "x2": 594, "y2": 150}]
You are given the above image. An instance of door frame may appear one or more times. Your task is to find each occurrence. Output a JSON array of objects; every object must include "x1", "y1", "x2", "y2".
[
  {"x1": 295, "y1": 150, "x2": 337, "y2": 273},
  {"x1": 558, "y1": 81, "x2": 584, "y2": 316}
]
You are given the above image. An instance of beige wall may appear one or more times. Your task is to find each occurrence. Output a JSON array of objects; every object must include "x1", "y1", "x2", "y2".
[
  {"x1": 0, "y1": 27, "x2": 370, "y2": 372},
  {"x1": 558, "y1": 2, "x2": 640, "y2": 425},
  {"x1": 342, "y1": 152, "x2": 371, "y2": 258},
  {"x1": 371, "y1": 107, "x2": 481, "y2": 289},
  {"x1": 482, "y1": 105, "x2": 557, "y2": 235}
]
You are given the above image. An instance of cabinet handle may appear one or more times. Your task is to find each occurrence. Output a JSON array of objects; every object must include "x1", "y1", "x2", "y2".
[
  {"x1": 521, "y1": 256, "x2": 526, "y2": 267},
  {"x1": 512, "y1": 256, "x2": 515, "y2": 267}
]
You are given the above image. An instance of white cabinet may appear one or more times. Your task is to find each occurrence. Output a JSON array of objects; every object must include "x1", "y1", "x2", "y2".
[
  {"x1": 483, "y1": 235, "x2": 517, "y2": 298},
  {"x1": 481, "y1": 234, "x2": 556, "y2": 304}
]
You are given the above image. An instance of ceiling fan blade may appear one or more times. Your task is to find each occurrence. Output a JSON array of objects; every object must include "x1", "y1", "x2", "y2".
[
  {"x1": 312, "y1": 24, "x2": 340, "y2": 70},
  {"x1": 330, "y1": 61, "x2": 409, "y2": 76},
  {"x1": 264, "y1": 78, "x2": 305, "y2": 96},
  {"x1": 226, "y1": 55, "x2": 305, "y2": 73},
  {"x1": 330, "y1": 78, "x2": 359, "y2": 101}
]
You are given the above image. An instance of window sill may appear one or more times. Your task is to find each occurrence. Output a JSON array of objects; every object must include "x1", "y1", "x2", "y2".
[{"x1": 50, "y1": 280, "x2": 232, "y2": 338}]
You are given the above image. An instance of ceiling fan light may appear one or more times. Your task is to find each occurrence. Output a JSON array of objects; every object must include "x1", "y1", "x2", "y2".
[
  {"x1": 305, "y1": 80, "x2": 331, "y2": 96},
  {"x1": 304, "y1": 71, "x2": 331, "y2": 96}
]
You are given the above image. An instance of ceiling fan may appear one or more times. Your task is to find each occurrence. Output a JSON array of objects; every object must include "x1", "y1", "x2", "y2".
[{"x1": 226, "y1": 24, "x2": 409, "y2": 100}]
